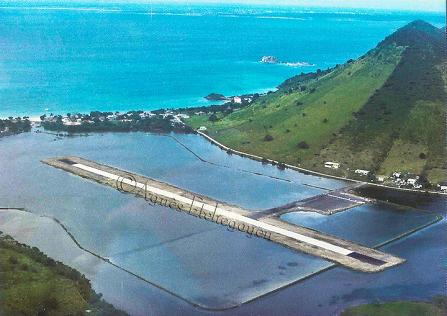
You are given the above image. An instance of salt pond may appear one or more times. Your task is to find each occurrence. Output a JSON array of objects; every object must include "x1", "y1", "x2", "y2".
[{"x1": 0, "y1": 132, "x2": 442, "y2": 314}]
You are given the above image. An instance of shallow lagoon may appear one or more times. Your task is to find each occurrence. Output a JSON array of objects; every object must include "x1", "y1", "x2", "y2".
[
  {"x1": 281, "y1": 204, "x2": 440, "y2": 247},
  {"x1": 0, "y1": 132, "x2": 443, "y2": 313}
]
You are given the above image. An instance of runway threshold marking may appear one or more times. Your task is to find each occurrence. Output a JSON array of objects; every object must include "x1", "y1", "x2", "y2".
[{"x1": 327, "y1": 193, "x2": 365, "y2": 204}]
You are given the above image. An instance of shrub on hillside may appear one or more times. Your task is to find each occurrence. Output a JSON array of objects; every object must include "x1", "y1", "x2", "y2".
[
  {"x1": 297, "y1": 141, "x2": 310, "y2": 149},
  {"x1": 8, "y1": 256, "x2": 18, "y2": 265},
  {"x1": 208, "y1": 114, "x2": 219, "y2": 122},
  {"x1": 263, "y1": 134, "x2": 274, "y2": 142}
]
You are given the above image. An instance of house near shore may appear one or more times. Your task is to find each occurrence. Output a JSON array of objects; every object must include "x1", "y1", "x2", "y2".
[
  {"x1": 437, "y1": 182, "x2": 447, "y2": 192},
  {"x1": 198, "y1": 126, "x2": 207, "y2": 131},
  {"x1": 376, "y1": 175, "x2": 387, "y2": 182},
  {"x1": 232, "y1": 96, "x2": 242, "y2": 104},
  {"x1": 355, "y1": 169, "x2": 370, "y2": 176},
  {"x1": 170, "y1": 117, "x2": 182, "y2": 123},
  {"x1": 139, "y1": 111, "x2": 156, "y2": 119},
  {"x1": 63, "y1": 121, "x2": 81, "y2": 126},
  {"x1": 407, "y1": 177, "x2": 422, "y2": 189},
  {"x1": 324, "y1": 162, "x2": 340, "y2": 169},
  {"x1": 177, "y1": 113, "x2": 190, "y2": 119}
]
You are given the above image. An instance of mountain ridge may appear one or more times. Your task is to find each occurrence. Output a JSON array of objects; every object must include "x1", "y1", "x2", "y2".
[{"x1": 187, "y1": 20, "x2": 446, "y2": 186}]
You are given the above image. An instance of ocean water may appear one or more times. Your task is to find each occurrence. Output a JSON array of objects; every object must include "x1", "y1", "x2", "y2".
[{"x1": 0, "y1": 2, "x2": 444, "y2": 117}]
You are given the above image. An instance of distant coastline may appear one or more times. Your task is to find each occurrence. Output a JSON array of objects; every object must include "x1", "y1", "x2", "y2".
[{"x1": 0, "y1": 5, "x2": 443, "y2": 118}]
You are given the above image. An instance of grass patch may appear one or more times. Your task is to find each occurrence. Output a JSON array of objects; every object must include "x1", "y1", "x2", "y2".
[
  {"x1": 0, "y1": 234, "x2": 128, "y2": 315},
  {"x1": 378, "y1": 140, "x2": 428, "y2": 176},
  {"x1": 342, "y1": 297, "x2": 446, "y2": 316},
  {"x1": 190, "y1": 43, "x2": 402, "y2": 167}
]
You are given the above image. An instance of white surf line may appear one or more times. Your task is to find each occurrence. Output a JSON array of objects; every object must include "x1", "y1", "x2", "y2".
[{"x1": 72, "y1": 163, "x2": 354, "y2": 256}]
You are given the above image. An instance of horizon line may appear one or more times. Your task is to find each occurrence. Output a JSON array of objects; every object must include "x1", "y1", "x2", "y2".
[{"x1": 1, "y1": 1, "x2": 445, "y2": 14}]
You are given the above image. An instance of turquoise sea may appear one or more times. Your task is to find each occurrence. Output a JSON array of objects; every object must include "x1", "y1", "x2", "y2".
[{"x1": 0, "y1": 2, "x2": 444, "y2": 117}]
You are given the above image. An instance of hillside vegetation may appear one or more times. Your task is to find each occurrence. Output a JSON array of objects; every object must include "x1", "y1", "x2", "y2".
[
  {"x1": 0, "y1": 233, "x2": 128, "y2": 315},
  {"x1": 341, "y1": 297, "x2": 447, "y2": 316},
  {"x1": 187, "y1": 21, "x2": 446, "y2": 185}
]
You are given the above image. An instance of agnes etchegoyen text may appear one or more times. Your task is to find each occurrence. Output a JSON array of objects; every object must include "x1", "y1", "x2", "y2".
[{"x1": 111, "y1": 174, "x2": 272, "y2": 240}]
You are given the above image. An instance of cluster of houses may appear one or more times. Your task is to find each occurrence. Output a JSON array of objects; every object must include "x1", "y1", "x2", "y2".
[
  {"x1": 323, "y1": 161, "x2": 447, "y2": 191},
  {"x1": 40, "y1": 111, "x2": 190, "y2": 126},
  {"x1": 160, "y1": 110, "x2": 190, "y2": 123},
  {"x1": 390, "y1": 172, "x2": 423, "y2": 189},
  {"x1": 204, "y1": 94, "x2": 256, "y2": 106},
  {"x1": 231, "y1": 95, "x2": 254, "y2": 104},
  {"x1": 193, "y1": 97, "x2": 253, "y2": 116}
]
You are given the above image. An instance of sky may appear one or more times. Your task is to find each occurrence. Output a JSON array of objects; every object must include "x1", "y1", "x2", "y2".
[{"x1": 6, "y1": 0, "x2": 446, "y2": 12}]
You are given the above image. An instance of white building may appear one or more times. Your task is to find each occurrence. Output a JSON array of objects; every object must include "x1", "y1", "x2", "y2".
[
  {"x1": 355, "y1": 169, "x2": 370, "y2": 176},
  {"x1": 170, "y1": 117, "x2": 182, "y2": 123},
  {"x1": 233, "y1": 96, "x2": 242, "y2": 104},
  {"x1": 63, "y1": 121, "x2": 81, "y2": 126},
  {"x1": 407, "y1": 178, "x2": 417, "y2": 186},
  {"x1": 198, "y1": 126, "x2": 207, "y2": 131},
  {"x1": 437, "y1": 183, "x2": 447, "y2": 192},
  {"x1": 377, "y1": 175, "x2": 387, "y2": 182},
  {"x1": 324, "y1": 162, "x2": 340, "y2": 169},
  {"x1": 392, "y1": 172, "x2": 402, "y2": 178}
]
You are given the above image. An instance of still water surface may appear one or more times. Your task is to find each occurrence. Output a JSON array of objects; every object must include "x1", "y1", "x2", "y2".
[{"x1": 0, "y1": 132, "x2": 443, "y2": 314}]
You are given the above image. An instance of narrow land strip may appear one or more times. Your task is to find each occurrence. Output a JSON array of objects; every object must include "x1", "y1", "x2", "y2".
[{"x1": 43, "y1": 156, "x2": 405, "y2": 272}]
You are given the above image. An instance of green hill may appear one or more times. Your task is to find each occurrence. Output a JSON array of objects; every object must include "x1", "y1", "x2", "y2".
[
  {"x1": 187, "y1": 20, "x2": 446, "y2": 185},
  {"x1": 0, "y1": 234, "x2": 128, "y2": 315}
]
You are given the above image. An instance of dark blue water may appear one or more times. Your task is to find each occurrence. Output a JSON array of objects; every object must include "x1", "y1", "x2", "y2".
[{"x1": 0, "y1": 2, "x2": 444, "y2": 117}]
